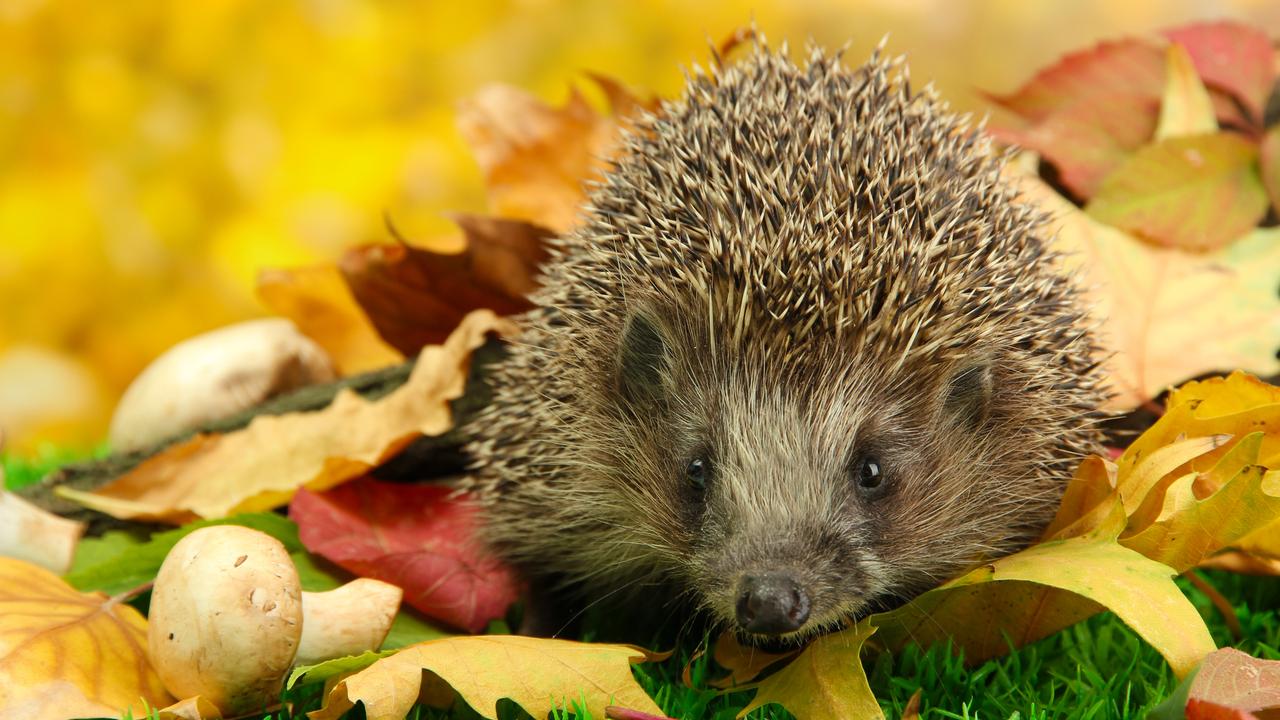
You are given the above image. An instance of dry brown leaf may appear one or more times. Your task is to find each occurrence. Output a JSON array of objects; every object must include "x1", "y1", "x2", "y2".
[
  {"x1": 340, "y1": 214, "x2": 551, "y2": 356},
  {"x1": 1012, "y1": 158, "x2": 1280, "y2": 410},
  {"x1": 457, "y1": 78, "x2": 652, "y2": 233},
  {"x1": 257, "y1": 264, "x2": 404, "y2": 375},
  {"x1": 0, "y1": 557, "x2": 172, "y2": 719},
  {"x1": 57, "y1": 311, "x2": 512, "y2": 522}
]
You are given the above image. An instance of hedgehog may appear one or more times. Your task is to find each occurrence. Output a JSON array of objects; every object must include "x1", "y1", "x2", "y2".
[{"x1": 461, "y1": 41, "x2": 1106, "y2": 641}]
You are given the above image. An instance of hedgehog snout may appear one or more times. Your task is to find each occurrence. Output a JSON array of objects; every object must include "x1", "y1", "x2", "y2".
[{"x1": 734, "y1": 572, "x2": 812, "y2": 635}]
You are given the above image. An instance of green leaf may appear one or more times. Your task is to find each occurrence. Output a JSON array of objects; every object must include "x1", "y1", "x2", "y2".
[
  {"x1": 65, "y1": 513, "x2": 304, "y2": 594},
  {"x1": 1086, "y1": 133, "x2": 1269, "y2": 250},
  {"x1": 737, "y1": 619, "x2": 882, "y2": 720},
  {"x1": 288, "y1": 649, "x2": 396, "y2": 690}
]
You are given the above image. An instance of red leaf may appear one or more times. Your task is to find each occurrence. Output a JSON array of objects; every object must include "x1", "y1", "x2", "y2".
[
  {"x1": 987, "y1": 38, "x2": 1165, "y2": 122},
  {"x1": 1186, "y1": 648, "x2": 1280, "y2": 716},
  {"x1": 990, "y1": 93, "x2": 1158, "y2": 199},
  {"x1": 1164, "y1": 20, "x2": 1276, "y2": 124},
  {"x1": 1187, "y1": 699, "x2": 1260, "y2": 720},
  {"x1": 289, "y1": 477, "x2": 519, "y2": 633},
  {"x1": 340, "y1": 214, "x2": 551, "y2": 356}
]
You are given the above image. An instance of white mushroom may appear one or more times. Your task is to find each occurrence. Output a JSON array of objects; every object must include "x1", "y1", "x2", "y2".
[
  {"x1": 296, "y1": 578, "x2": 403, "y2": 666},
  {"x1": 109, "y1": 318, "x2": 336, "y2": 452},
  {"x1": 0, "y1": 491, "x2": 85, "y2": 573},
  {"x1": 147, "y1": 525, "x2": 402, "y2": 714}
]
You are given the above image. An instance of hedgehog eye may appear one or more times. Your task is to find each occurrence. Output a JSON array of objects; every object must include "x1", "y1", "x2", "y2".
[
  {"x1": 686, "y1": 457, "x2": 710, "y2": 490},
  {"x1": 854, "y1": 455, "x2": 888, "y2": 500}
]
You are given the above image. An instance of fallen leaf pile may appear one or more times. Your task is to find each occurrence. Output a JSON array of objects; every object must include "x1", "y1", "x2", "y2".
[
  {"x1": 5, "y1": 19, "x2": 1280, "y2": 720},
  {"x1": 990, "y1": 20, "x2": 1278, "y2": 251}
]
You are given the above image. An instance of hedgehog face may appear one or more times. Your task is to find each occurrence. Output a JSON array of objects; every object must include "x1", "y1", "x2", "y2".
[{"x1": 613, "y1": 307, "x2": 1048, "y2": 641}]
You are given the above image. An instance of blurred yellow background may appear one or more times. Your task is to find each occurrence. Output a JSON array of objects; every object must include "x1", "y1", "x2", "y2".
[{"x1": 2, "y1": 0, "x2": 1278, "y2": 454}]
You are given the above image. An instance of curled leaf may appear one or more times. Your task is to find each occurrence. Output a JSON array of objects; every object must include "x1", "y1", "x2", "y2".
[
  {"x1": 341, "y1": 215, "x2": 551, "y2": 356},
  {"x1": 56, "y1": 311, "x2": 512, "y2": 522}
]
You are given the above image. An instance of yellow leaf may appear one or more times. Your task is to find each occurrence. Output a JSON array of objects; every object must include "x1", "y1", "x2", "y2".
[
  {"x1": 310, "y1": 635, "x2": 663, "y2": 720},
  {"x1": 56, "y1": 311, "x2": 512, "y2": 522},
  {"x1": 1121, "y1": 434, "x2": 1280, "y2": 572},
  {"x1": 257, "y1": 264, "x2": 404, "y2": 375},
  {"x1": 737, "y1": 619, "x2": 882, "y2": 720},
  {"x1": 0, "y1": 557, "x2": 172, "y2": 719},
  {"x1": 1155, "y1": 43, "x2": 1218, "y2": 140},
  {"x1": 1013, "y1": 166, "x2": 1280, "y2": 410}
]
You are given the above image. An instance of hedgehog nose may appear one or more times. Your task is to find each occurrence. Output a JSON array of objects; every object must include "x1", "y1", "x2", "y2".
[{"x1": 735, "y1": 573, "x2": 811, "y2": 635}]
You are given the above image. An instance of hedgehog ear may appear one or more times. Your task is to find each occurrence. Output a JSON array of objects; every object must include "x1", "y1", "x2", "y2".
[
  {"x1": 617, "y1": 312, "x2": 671, "y2": 405},
  {"x1": 942, "y1": 361, "x2": 994, "y2": 429}
]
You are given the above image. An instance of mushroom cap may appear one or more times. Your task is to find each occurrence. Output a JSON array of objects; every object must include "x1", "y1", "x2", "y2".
[
  {"x1": 109, "y1": 318, "x2": 336, "y2": 452},
  {"x1": 147, "y1": 525, "x2": 303, "y2": 715}
]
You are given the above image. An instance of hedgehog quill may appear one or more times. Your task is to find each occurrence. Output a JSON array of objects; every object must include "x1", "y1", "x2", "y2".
[{"x1": 462, "y1": 41, "x2": 1106, "y2": 642}]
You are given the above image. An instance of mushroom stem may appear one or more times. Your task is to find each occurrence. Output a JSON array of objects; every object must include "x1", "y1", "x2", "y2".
[{"x1": 296, "y1": 578, "x2": 403, "y2": 666}]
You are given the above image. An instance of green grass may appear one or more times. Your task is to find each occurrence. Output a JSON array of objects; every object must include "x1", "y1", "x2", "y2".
[{"x1": 9, "y1": 451, "x2": 1280, "y2": 720}]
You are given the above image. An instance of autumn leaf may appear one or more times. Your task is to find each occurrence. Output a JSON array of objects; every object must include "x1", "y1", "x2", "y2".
[
  {"x1": 289, "y1": 477, "x2": 518, "y2": 633},
  {"x1": 1154, "y1": 44, "x2": 1217, "y2": 140},
  {"x1": 55, "y1": 310, "x2": 512, "y2": 522},
  {"x1": 0, "y1": 557, "x2": 172, "y2": 719},
  {"x1": 1086, "y1": 133, "x2": 1269, "y2": 251},
  {"x1": 705, "y1": 632, "x2": 798, "y2": 689},
  {"x1": 457, "y1": 78, "x2": 650, "y2": 233},
  {"x1": 989, "y1": 94, "x2": 1157, "y2": 199},
  {"x1": 1120, "y1": 436, "x2": 1280, "y2": 572},
  {"x1": 1012, "y1": 164, "x2": 1280, "y2": 410},
  {"x1": 869, "y1": 522, "x2": 1214, "y2": 677},
  {"x1": 738, "y1": 619, "x2": 881, "y2": 720},
  {"x1": 985, "y1": 38, "x2": 1164, "y2": 198},
  {"x1": 988, "y1": 38, "x2": 1166, "y2": 122},
  {"x1": 1184, "y1": 648, "x2": 1280, "y2": 716},
  {"x1": 310, "y1": 635, "x2": 664, "y2": 720},
  {"x1": 257, "y1": 264, "x2": 404, "y2": 375},
  {"x1": 1164, "y1": 20, "x2": 1277, "y2": 123},
  {"x1": 340, "y1": 214, "x2": 551, "y2": 356}
]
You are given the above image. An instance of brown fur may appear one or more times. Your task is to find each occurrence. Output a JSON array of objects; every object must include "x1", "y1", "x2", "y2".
[{"x1": 460, "y1": 41, "x2": 1107, "y2": 640}]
